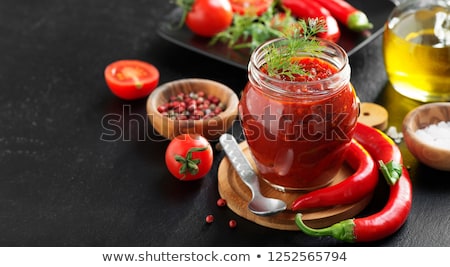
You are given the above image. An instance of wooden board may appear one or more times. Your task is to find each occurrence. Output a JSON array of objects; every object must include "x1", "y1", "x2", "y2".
[
  {"x1": 218, "y1": 141, "x2": 372, "y2": 231},
  {"x1": 358, "y1": 102, "x2": 389, "y2": 131}
]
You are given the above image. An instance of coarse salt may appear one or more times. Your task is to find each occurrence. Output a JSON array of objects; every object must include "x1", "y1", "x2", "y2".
[{"x1": 415, "y1": 121, "x2": 450, "y2": 150}]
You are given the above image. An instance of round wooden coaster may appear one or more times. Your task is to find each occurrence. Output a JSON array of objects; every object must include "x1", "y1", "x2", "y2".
[
  {"x1": 218, "y1": 141, "x2": 372, "y2": 231},
  {"x1": 358, "y1": 102, "x2": 389, "y2": 131}
]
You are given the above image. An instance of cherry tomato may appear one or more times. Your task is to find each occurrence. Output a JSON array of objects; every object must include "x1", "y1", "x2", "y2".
[
  {"x1": 165, "y1": 134, "x2": 213, "y2": 181},
  {"x1": 104, "y1": 59, "x2": 159, "y2": 100},
  {"x1": 229, "y1": 0, "x2": 273, "y2": 16},
  {"x1": 185, "y1": 0, "x2": 233, "y2": 37}
]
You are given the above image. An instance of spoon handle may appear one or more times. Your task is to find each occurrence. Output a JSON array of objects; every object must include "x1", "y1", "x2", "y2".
[{"x1": 219, "y1": 133, "x2": 261, "y2": 197}]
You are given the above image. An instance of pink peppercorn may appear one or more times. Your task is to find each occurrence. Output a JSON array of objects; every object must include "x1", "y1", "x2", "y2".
[
  {"x1": 157, "y1": 91, "x2": 226, "y2": 120},
  {"x1": 216, "y1": 198, "x2": 227, "y2": 207},
  {"x1": 205, "y1": 215, "x2": 214, "y2": 224}
]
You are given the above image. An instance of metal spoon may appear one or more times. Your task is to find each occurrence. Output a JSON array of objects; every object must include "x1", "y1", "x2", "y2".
[{"x1": 219, "y1": 133, "x2": 287, "y2": 216}]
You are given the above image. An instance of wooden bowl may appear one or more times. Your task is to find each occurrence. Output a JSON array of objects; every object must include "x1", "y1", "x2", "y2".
[
  {"x1": 146, "y1": 78, "x2": 239, "y2": 140},
  {"x1": 402, "y1": 102, "x2": 450, "y2": 171}
]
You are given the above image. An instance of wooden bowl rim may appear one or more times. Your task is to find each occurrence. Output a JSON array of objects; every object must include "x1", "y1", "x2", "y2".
[
  {"x1": 146, "y1": 78, "x2": 239, "y2": 138},
  {"x1": 403, "y1": 102, "x2": 450, "y2": 131},
  {"x1": 402, "y1": 102, "x2": 450, "y2": 170}
]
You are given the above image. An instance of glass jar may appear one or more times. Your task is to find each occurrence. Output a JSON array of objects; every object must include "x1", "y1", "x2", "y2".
[
  {"x1": 239, "y1": 38, "x2": 359, "y2": 191},
  {"x1": 383, "y1": 0, "x2": 450, "y2": 102}
]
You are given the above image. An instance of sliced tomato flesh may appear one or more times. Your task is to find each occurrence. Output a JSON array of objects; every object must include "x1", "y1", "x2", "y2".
[
  {"x1": 115, "y1": 66, "x2": 147, "y2": 89},
  {"x1": 104, "y1": 60, "x2": 159, "y2": 100}
]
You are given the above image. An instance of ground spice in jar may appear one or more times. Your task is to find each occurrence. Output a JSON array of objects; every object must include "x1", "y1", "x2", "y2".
[{"x1": 415, "y1": 121, "x2": 450, "y2": 150}]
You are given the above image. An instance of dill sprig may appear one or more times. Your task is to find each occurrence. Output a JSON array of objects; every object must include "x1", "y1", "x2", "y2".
[
  {"x1": 210, "y1": 4, "x2": 297, "y2": 51},
  {"x1": 264, "y1": 18, "x2": 326, "y2": 80},
  {"x1": 209, "y1": 3, "x2": 326, "y2": 80}
]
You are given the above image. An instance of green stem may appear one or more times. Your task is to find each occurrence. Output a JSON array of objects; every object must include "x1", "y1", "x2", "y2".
[
  {"x1": 378, "y1": 160, "x2": 402, "y2": 186},
  {"x1": 174, "y1": 0, "x2": 195, "y2": 29},
  {"x1": 347, "y1": 11, "x2": 373, "y2": 32},
  {"x1": 294, "y1": 214, "x2": 356, "y2": 242},
  {"x1": 175, "y1": 146, "x2": 208, "y2": 178}
]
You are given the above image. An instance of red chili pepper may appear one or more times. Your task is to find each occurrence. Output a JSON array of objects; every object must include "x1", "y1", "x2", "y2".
[
  {"x1": 311, "y1": 0, "x2": 373, "y2": 32},
  {"x1": 354, "y1": 122, "x2": 403, "y2": 185},
  {"x1": 281, "y1": 0, "x2": 341, "y2": 42},
  {"x1": 354, "y1": 122, "x2": 403, "y2": 164},
  {"x1": 291, "y1": 139, "x2": 378, "y2": 211},
  {"x1": 295, "y1": 122, "x2": 412, "y2": 242}
]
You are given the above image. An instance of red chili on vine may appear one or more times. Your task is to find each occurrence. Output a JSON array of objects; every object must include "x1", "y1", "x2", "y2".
[{"x1": 295, "y1": 122, "x2": 412, "y2": 242}]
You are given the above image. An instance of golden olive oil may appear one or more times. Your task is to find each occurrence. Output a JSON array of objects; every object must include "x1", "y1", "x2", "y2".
[{"x1": 383, "y1": 6, "x2": 450, "y2": 102}]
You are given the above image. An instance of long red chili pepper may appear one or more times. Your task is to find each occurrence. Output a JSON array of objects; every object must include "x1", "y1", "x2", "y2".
[
  {"x1": 354, "y1": 122, "x2": 404, "y2": 185},
  {"x1": 291, "y1": 139, "x2": 378, "y2": 211},
  {"x1": 295, "y1": 122, "x2": 412, "y2": 242},
  {"x1": 281, "y1": 0, "x2": 341, "y2": 42},
  {"x1": 311, "y1": 0, "x2": 373, "y2": 32}
]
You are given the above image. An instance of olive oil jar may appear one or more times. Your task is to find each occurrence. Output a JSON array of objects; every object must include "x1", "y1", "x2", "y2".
[{"x1": 383, "y1": 0, "x2": 450, "y2": 102}]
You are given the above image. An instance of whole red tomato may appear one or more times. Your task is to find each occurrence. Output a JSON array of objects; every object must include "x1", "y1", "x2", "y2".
[
  {"x1": 185, "y1": 0, "x2": 233, "y2": 37},
  {"x1": 104, "y1": 59, "x2": 159, "y2": 100},
  {"x1": 165, "y1": 134, "x2": 213, "y2": 181}
]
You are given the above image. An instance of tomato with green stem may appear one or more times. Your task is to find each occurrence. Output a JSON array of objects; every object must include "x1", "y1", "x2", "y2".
[
  {"x1": 104, "y1": 59, "x2": 159, "y2": 100},
  {"x1": 229, "y1": 0, "x2": 273, "y2": 16},
  {"x1": 177, "y1": 0, "x2": 233, "y2": 37},
  {"x1": 165, "y1": 134, "x2": 213, "y2": 181}
]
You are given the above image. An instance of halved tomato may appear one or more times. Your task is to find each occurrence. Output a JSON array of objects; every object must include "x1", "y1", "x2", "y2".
[
  {"x1": 104, "y1": 59, "x2": 159, "y2": 100},
  {"x1": 229, "y1": 0, "x2": 273, "y2": 16}
]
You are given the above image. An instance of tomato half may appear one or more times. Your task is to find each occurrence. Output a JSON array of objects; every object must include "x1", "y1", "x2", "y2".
[
  {"x1": 165, "y1": 134, "x2": 213, "y2": 181},
  {"x1": 104, "y1": 59, "x2": 159, "y2": 100},
  {"x1": 185, "y1": 0, "x2": 233, "y2": 37},
  {"x1": 229, "y1": 0, "x2": 273, "y2": 16}
]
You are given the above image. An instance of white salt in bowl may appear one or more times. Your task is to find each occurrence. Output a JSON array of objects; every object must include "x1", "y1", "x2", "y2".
[{"x1": 403, "y1": 102, "x2": 450, "y2": 171}]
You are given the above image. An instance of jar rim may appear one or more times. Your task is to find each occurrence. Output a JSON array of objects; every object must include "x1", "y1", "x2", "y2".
[{"x1": 248, "y1": 37, "x2": 350, "y2": 97}]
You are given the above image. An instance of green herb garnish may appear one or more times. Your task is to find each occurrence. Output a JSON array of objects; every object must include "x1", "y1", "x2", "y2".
[
  {"x1": 210, "y1": 4, "x2": 294, "y2": 51},
  {"x1": 210, "y1": 4, "x2": 326, "y2": 80},
  {"x1": 174, "y1": 0, "x2": 195, "y2": 28},
  {"x1": 264, "y1": 18, "x2": 326, "y2": 80}
]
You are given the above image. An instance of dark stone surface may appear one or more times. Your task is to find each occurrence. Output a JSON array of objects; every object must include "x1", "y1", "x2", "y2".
[{"x1": 1, "y1": 0, "x2": 449, "y2": 247}]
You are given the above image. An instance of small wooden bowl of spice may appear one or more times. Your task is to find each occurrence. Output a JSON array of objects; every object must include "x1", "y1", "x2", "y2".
[
  {"x1": 146, "y1": 78, "x2": 239, "y2": 140},
  {"x1": 403, "y1": 102, "x2": 450, "y2": 171}
]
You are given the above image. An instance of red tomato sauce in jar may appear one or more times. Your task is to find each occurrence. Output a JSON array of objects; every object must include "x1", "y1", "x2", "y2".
[{"x1": 240, "y1": 41, "x2": 358, "y2": 191}]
